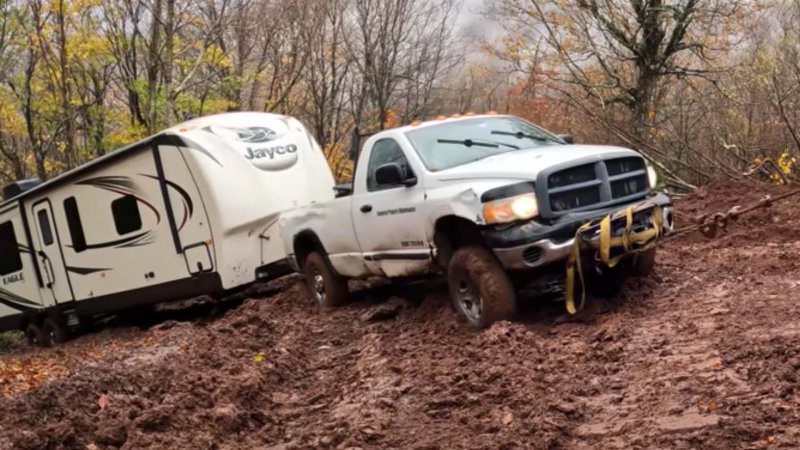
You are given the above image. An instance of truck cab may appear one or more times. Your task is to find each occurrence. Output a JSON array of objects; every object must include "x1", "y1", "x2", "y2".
[{"x1": 280, "y1": 114, "x2": 673, "y2": 328}]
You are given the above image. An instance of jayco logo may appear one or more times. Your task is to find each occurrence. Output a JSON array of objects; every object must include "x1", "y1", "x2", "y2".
[
  {"x1": 245, "y1": 145, "x2": 298, "y2": 160},
  {"x1": 244, "y1": 144, "x2": 299, "y2": 170},
  {"x1": 203, "y1": 124, "x2": 300, "y2": 171}
]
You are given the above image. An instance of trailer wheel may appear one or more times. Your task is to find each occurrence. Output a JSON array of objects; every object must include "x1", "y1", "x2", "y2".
[
  {"x1": 42, "y1": 317, "x2": 68, "y2": 347},
  {"x1": 632, "y1": 247, "x2": 657, "y2": 277},
  {"x1": 25, "y1": 323, "x2": 45, "y2": 347},
  {"x1": 303, "y1": 251, "x2": 349, "y2": 307},
  {"x1": 447, "y1": 246, "x2": 516, "y2": 329}
]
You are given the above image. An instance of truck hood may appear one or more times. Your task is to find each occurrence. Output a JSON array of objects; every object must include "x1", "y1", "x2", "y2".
[{"x1": 433, "y1": 145, "x2": 643, "y2": 182}]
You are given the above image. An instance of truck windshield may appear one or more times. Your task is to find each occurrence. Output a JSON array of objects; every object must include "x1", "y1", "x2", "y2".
[{"x1": 405, "y1": 117, "x2": 564, "y2": 171}]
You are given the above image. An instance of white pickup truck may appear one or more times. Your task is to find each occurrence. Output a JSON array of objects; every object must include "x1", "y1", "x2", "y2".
[{"x1": 279, "y1": 114, "x2": 674, "y2": 328}]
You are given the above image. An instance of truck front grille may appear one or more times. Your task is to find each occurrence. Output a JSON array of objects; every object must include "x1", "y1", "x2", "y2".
[{"x1": 542, "y1": 157, "x2": 648, "y2": 217}]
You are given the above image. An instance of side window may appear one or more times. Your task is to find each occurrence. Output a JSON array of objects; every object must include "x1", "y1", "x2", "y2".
[
  {"x1": 0, "y1": 221, "x2": 22, "y2": 275},
  {"x1": 367, "y1": 139, "x2": 414, "y2": 192},
  {"x1": 111, "y1": 195, "x2": 142, "y2": 235},
  {"x1": 64, "y1": 197, "x2": 87, "y2": 253},
  {"x1": 37, "y1": 209, "x2": 54, "y2": 246}
]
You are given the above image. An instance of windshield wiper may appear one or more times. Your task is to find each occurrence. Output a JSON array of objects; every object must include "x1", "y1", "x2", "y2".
[
  {"x1": 490, "y1": 130, "x2": 562, "y2": 144},
  {"x1": 437, "y1": 138, "x2": 519, "y2": 150}
]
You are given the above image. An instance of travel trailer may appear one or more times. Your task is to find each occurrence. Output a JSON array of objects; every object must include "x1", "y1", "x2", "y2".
[{"x1": 0, "y1": 112, "x2": 335, "y2": 346}]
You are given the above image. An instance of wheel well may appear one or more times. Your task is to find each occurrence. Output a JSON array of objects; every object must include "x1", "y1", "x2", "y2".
[
  {"x1": 433, "y1": 216, "x2": 484, "y2": 269},
  {"x1": 293, "y1": 230, "x2": 325, "y2": 270}
]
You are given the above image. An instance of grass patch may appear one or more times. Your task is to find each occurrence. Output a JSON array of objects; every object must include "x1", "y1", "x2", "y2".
[{"x1": 0, "y1": 331, "x2": 23, "y2": 351}]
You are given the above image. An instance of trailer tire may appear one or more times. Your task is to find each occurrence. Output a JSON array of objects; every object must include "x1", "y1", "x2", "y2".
[
  {"x1": 303, "y1": 252, "x2": 349, "y2": 307},
  {"x1": 25, "y1": 322, "x2": 45, "y2": 347},
  {"x1": 632, "y1": 247, "x2": 657, "y2": 277},
  {"x1": 42, "y1": 317, "x2": 68, "y2": 347},
  {"x1": 447, "y1": 246, "x2": 516, "y2": 329}
]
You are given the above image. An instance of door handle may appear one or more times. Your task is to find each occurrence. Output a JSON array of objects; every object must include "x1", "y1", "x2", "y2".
[
  {"x1": 360, "y1": 204, "x2": 373, "y2": 213},
  {"x1": 38, "y1": 251, "x2": 54, "y2": 288}
]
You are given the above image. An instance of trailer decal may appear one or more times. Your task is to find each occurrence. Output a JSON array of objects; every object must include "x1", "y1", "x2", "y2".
[
  {"x1": 186, "y1": 144, "x2": 223, "y2": 167},
  {"x1": 0, "y1": 288, "x2": 38, "y2": 311},
  {"x1": 142, "y1": 175, "x2": 194, "y2": 231},
  {"x1": 77, "y1": 231, "x2": 151, "y2": 251},
  {"x1": 65, "y1": 266, "x2": 110, "y2": 275},
  {"x1": 2, "y1": 273, "x2": 23, "y2": 285},
  {"x1": 78, "y1": 176, "x2": 162, "y2": 225}
]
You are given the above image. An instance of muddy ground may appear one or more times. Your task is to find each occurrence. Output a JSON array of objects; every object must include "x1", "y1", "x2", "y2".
[{"x1": 1, "y1": 180, "x2": 800, "y2": 449}]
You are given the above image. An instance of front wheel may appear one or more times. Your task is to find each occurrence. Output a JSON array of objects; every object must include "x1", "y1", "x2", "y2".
[
  {"x1": 447, "y1": 246, "x2": 516, "y2": 329},
  {"x1": 632, "y1": 247, "x2": 657, "y2": 277},
  {"x1": 303, "y1": 251, "x2": 349, "y2": 307}
]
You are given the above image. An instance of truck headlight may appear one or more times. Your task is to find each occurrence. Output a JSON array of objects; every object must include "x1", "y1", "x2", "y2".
[
  {"x1": 647, "y1": 164, "x2": 658, "y2": 188},
  {"x1": 483, "y1": 193, "x2": 539, "y2": 224}
]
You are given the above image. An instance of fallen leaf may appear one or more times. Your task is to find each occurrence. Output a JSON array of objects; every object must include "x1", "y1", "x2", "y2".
[
  {"x1": 86, "y1": 444, "x2": 99, "y2": 450},
  {"x1": 502, "y1": 412, "x2": 514, "y2": 425},
  {"x1": 97, "y1": 393, "x2": 109, "y2": 410},
  {"x1": 253, "y1": 351, "x2": 265, "y2": 363}
]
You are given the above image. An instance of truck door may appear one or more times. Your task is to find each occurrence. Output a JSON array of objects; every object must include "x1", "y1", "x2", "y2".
[
  {"x1": 351, "y1": 138, "x2": 431, "y2": 277},
  {"x1": 30, "y1": 200, "x2": 73, "y2": 306}
]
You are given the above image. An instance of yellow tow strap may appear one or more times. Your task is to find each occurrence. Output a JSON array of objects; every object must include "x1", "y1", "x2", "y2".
[{"x1": 565, "y1": 202, "x2": 664, "y2": 314}]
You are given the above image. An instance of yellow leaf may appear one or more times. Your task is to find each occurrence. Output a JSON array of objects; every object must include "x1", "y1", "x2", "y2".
[{"x1": 253, "y1": 351, "x2": 265, "y2": 363}]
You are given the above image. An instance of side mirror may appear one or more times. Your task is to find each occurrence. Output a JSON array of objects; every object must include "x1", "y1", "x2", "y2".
[
  {"x1": 557, "y1": 134, "x2": 575, "y2": 144},
  {"x1": 375, "y1": 163, "x2": 416, "y2": 187},
  {"x1": 333, "y1": 183, "x2": 353, "y2": 198}
]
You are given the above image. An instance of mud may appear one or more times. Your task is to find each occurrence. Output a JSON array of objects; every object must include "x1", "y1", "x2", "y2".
[{"x1": 1, "y1": 180, "x2": 799, "y2": 449}]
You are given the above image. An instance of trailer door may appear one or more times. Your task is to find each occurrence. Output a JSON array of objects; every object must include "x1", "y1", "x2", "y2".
[{"x1": 30, "y1": 200, "x2": 73, "y2": 306}]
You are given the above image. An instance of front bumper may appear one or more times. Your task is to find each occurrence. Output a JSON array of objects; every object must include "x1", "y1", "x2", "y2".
[{"x1": 487, "y1": 193, "x2": 673, "y2": 270}]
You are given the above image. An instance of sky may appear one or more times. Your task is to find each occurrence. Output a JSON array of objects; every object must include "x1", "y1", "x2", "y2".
[{"x1": 459, "y1": 0, "x2": 504, "y2": 40}]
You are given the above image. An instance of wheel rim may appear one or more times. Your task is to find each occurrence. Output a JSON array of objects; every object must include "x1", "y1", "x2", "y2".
[
  {"x1": 311, "y1": 270, "x2": 326, "y2": 304},
  {"x1": 26, "y1": 328, "x2": 39, "y2": 345},
  {"x1": 455, "y1": 277, "x2": 483, "y2": 323},
  {"x1": 46, "y1": 329, "x2": 56, "y2": 346}
]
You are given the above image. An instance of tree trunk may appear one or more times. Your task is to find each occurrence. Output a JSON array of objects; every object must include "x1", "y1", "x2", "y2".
[
  {"x1": 56, "y1": 0, "x2": 76, "y2": 166},
  {"x1": 146, "y1": 0, "x2": 163, "y2": 134},
  {"x1": 163, "y1": 0, "x2": 175, "y2": 125}
]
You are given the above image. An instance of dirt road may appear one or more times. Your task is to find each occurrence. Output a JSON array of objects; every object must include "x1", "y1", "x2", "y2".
[{"x1": 1, "y1": 181, "x2": 799, "y2": 449}]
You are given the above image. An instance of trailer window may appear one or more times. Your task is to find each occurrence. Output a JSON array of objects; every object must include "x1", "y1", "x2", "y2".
[
  {"x1": 111, "y1": 195, "x2": 142, "y2": 235},
  {"x1": 37, "y1": 209, "x2": 54, "y2": 246},
  {"x1": 0, "y1": 221, "x2": 23, "y2": 275},
  {"x1": 64, "y1": 197, "x2": 87, "y2": 252}
]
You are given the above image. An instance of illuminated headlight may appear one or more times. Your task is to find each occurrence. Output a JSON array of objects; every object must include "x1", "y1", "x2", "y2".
[
  {"x1": 647, "y1": 164, "x2": 658, "y2": 188},
  {"x1": 483, "y1": 193, "x2": 539, "y2": 224}
]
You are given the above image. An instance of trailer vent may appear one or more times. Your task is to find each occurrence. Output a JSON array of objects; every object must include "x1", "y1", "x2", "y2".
[{"x1": 2, "y1": 178, "x2": 41, "y2": 200}]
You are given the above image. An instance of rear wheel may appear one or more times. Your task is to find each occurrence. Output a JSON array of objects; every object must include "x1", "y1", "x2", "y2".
[
  {"x1": 447, "y1": 246, "x2": 516, "y2": 329},
  {"x1": 303, "y1": 251, "x2": 349, "y2": 307},
  {"x1": 24, "y1": 322, "x2": 45, "y2": 347},
  {"x1": 42, "y1": 317, "x2": 68, "y2": 347}
]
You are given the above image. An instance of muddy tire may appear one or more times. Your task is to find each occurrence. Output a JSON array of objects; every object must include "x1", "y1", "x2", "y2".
[
  {"x1": 447, "y1": 246, "x2": 516, "y2": 329},
  {"x1": 25, "y1": 322, "x2": 45, "y2": 347},
  {"x1": 632, "y1": 247, "x2": 657, "y2": 277},
  {"x1": 303, "y1": 251, "x2": 349, "y2": 307},
  {"x1": 586, "y1": 264, "x2": 627, "y2": 298},
  {"x1": 42, "y1": 317, "x2": 68, "y2": 347}
]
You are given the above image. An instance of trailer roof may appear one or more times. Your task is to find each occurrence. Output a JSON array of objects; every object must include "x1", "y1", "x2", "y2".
[
  {"x1": 0, "y1": 133, "x2": 169, "y2": 208},
  {"x1": 0, "y1": 112, "x2": 293, "y2": 208}
]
